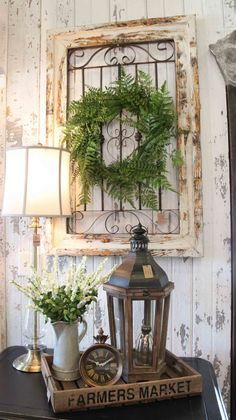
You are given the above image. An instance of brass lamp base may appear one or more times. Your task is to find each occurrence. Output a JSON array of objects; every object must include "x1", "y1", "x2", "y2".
[{"x1": 12, "y1": 346, "x2": 44, "y2": 373}]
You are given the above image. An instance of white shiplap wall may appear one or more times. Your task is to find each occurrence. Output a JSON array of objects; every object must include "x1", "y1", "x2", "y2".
[{"x1": 0, "y1": 0, "x2": 233, "y2": 411}]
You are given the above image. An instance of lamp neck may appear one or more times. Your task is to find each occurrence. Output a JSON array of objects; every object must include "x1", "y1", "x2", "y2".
[
  {"x1": 29, "y1": 216, "x2": 41, "y2": 229},
  {"x1": 29, "y1": 216, "x2": 42, "y2": 350},
  {"x1": 29, "y1": 217, "x2": 41, "y2": 271}
]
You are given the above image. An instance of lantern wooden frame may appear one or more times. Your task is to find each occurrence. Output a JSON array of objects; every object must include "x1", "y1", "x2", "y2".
[{"x1": 104, "y1": 282, "x2": 174, "y2": 383}]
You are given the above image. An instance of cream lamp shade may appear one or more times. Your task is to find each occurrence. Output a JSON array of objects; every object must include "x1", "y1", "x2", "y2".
[{"x1": 1, "y1": 146, "x2": 71, "y2": 217}]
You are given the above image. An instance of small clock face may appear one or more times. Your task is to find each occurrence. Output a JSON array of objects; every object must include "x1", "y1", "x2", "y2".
[{"x1": 79, "y1": 344, "x2": 123, "y2": 386}]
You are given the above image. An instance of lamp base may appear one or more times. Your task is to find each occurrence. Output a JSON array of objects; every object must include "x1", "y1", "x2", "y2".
[{"x1": 12, "y1": 346, "x2": 45, "y2": 373}]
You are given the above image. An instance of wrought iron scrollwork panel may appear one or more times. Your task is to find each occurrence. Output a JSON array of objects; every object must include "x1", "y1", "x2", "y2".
[
  {"x1": 68, "y1": 41, "x2": 175, "y2": 71},
  {"x1": 67, "y1": 39, "x2": 179, "y2": 236},
  {"x1": 67, "y1": 209, "x2": 179, "y2": 236}
]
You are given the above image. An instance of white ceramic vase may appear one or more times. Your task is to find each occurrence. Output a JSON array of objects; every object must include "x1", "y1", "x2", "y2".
[{"x1": 51, "y1": 319, "x2": 87, "y2": 381}]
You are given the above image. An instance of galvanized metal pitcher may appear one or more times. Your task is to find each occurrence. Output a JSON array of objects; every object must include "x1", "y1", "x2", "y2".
[{"x1": 51, "y1": 319, "x2": 87, "y2": 381}]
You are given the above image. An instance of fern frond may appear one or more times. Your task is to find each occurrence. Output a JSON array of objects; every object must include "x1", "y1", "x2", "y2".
[{"x1": 63, "y1": 69, "x2": 182, "y2": 209}]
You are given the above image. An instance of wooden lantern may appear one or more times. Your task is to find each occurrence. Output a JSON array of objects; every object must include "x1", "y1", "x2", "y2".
[{"x1": 103, "y1": 224, "x2": 174, "y2": 383}]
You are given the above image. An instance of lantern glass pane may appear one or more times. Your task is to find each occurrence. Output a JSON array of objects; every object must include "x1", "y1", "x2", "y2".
[
  {"x1": 113, "y1": 297, "x2": 125, "y2": 352},
  {"x1": 132, "y1": 300, "x2": 156, "y2": 367}
]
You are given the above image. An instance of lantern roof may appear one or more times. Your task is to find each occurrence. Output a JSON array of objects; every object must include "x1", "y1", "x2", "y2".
[{"x1": 106, "y1": 224, "x2": 171, "y2": 290}]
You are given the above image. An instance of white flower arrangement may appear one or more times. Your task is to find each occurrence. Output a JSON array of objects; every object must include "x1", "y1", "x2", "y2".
[{"x1": 11, "y1": 257, "x2": 115, "y2": 323}]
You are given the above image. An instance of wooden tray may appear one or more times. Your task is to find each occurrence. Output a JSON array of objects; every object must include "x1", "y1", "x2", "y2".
[{"x1": 41, "y1": 351, "x2": 202, "y2": 413}]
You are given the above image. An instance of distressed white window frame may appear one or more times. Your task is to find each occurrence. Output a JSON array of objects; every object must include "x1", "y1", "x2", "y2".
[{"x1": 47, "y1": 15, "x2": 202, "y2": 257}]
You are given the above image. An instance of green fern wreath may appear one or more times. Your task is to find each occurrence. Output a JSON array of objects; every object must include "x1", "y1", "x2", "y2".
[{"x1": 63, "y1": 70, "x2": 183, "y2": 210}]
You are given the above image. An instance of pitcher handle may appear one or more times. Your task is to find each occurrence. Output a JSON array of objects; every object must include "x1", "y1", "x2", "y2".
[{"x1": 78, "y1": 319, "x2": 87, "y2": 343}]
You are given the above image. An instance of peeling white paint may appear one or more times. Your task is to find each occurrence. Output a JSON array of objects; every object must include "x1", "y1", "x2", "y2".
[
  {"x1": 194, "y1": 337, "x2": 203, "y2": 358},
  {"x1": 1, "y1": 0, "x2": 232, "y2": 414},
  {"x1": 213, "y1": 354, "x2": 223, "y2": 378},
  {"x1": 176, "y1": 323, "x2": 190, "y2": 352},
  {"x1": 224, "y1": 0, "x2": 236, "y2": 27},
  {"x1": 216, "y1": 308, "x2": 226, "y2": 331}
]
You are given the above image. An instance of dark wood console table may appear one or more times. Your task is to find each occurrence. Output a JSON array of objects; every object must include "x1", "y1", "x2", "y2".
[{"x1": 0, "y1": 346, "x2": 228, "y2": 420}]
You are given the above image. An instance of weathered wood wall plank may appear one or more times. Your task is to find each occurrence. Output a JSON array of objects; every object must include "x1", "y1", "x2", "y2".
[
  {"x1": 0, "y1": 0, "x2": 8, "y2": 351},
  {"x1": 91, "y1": 0, "x2": 110, "y2": 23},
  {"x1": 74, "y1": 0, "x2": 92, "y2": 25},
  {"x1": 2, "y1": 0, "x2": 231, "y2": 413},
  {"x1": 162, "y1": 0, "x2": 189, "y2": 363},
  {"x1": 223, "y1": 0, "x2": 236, "y2": 28},
  {"x1": 222, "y1": 0, "x2": 236, "y2": 409},
  {"x1": 164, "y1": 0, "x2": 184, "y2": 16},
  {"x1": 195, "y1": 1, "x2": 230, "y2": 411},
  {"x1": 185, "y1": 0, "x2": 215, "y2": 363},
  {"x1": 6, "y1": 0, "x2": 34, "y2": 347},
  {"x1": 146, "y1": 0, "x2": 165, "y2": 18},
  {"x1": 183, "y1": 0, "x2": 203, "y2": 15},
  {"x1": 39, "y1": 0, "x2": 57, "y2": 146},
  {"x1": 125, "y1": 0, "x2": 147, "y2": 20},
  {"x1": 56, "y1": 0, "x2": 75, "y2": 28},
  {"x1": 170, "y1": 258, "x2": 193, "y2": 357},
  {"x1": 206, "y1": 0, "x2": 231, "y2": 406},
  {"x1": 156, "y1": 258, "x2": 173, "y2": 350},
  {"x1": 110, "y1": 0, "x2": 127, "y2": 23}
]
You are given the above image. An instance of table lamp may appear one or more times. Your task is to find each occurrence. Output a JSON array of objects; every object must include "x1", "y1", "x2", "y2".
[{"x1": 1, "y1": 145, "x2": 71, "y2": 372}]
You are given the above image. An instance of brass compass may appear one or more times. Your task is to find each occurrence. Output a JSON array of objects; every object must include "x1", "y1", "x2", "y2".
[{"x1": 79, "y1": 328, "x2": 123, "y2": 386}]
